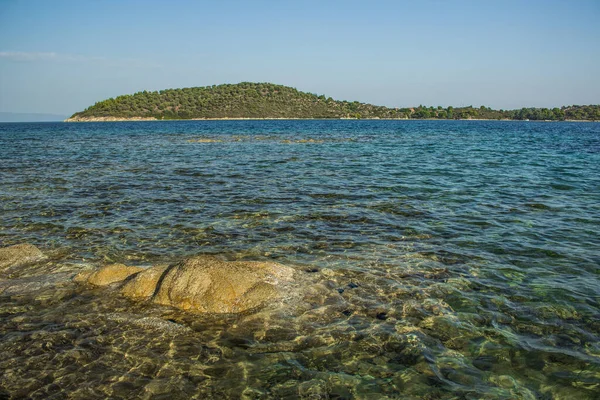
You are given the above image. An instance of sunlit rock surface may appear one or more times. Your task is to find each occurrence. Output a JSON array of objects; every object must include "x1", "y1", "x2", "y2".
[
  {"x1": 79, "y1": 263, "x2": 144, "y2": 286},
  {"x1": 75, "y1": 255, "x2": 295, "y2": 314},
  {"x1": 120, "y1": 264, "x2": 169, "y2": 299},
  {"x1": 151, "y1": 256, "x2": 294, "y2": 313}
]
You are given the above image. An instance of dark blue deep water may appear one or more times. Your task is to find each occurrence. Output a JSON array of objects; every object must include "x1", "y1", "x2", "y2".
[{"x1": 0, "y1": 120, "x2": 599, "y2": 399}]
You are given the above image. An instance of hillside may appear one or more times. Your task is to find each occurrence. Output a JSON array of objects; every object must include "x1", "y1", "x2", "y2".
[
  {"x1": 67, "y1": 82, "x2": 600, "y2": 121},
  {"x1": 67, "y1": 82, "x2": 407, "y2": 121}
]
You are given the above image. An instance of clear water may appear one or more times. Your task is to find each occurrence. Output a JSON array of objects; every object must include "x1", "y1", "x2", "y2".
[{"x1": 0, "y1": 120, "x2": 599, "y2": 399}]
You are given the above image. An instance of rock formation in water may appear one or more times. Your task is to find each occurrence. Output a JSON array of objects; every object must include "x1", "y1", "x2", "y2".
[
  {"x1": 75, "y1": 263, "x2": 144, "y2": 286},
  {"x1": 78, "y1": 255, "x2": 295, "y2": 314},
  {"x1": 0, "y1": 244, "x2": 295, "y2": 314},
  {"x1": 120, "y1": 264, "x2": 169, "y2": 299},
  {"x1": 0, "y1": 244, "x2": 46, "y2": 270}
]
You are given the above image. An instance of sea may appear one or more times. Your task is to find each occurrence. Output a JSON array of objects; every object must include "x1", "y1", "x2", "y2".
[{"x1": 0, "y1": 120, "x2": 598, "y2": 399}]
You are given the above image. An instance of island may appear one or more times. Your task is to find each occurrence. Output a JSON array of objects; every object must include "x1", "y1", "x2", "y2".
[{"x1": 66, "y1": 82, "x2": 600, "y2": 122}]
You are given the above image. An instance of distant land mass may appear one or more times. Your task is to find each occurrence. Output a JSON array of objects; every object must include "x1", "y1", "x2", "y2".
[
  {"x1": 0, "y1": 112, "x2": 67, "y2": 122},
  {"x1": 66, "y1": 82, "x2": 600, "y2": 122}
]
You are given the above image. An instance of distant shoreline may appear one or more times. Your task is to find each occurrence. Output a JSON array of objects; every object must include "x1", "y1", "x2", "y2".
[
  {"x1": 64, "y1": 116, "x2": 598, "y2": 123},
  {"x1": 65, "y1": 82, "x2": 600, "y2": 123}
]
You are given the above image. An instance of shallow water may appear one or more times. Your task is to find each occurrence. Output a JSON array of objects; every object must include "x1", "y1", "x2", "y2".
[{"x1": 0, "y1": 120, "x2": 599, "y2": 399}]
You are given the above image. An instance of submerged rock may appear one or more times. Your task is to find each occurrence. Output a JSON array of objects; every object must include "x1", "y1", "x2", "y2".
[
  {"x1": 187, "y1": 138, "x2": 223, "y2": 143},
  {"x1": 0, "y1": 244, "x2": 45, "y2": 270},
  {"x1": 105, "y1": 313, "x2": 192, "y2": 334},
  {"x1": 80, "y1": 263, "x2": 143, "y2": 286},
  {"x1": 0, "y1": 272, "x2": 73, "y2": 296},
  {"x1": 76, "y1": 255, "x2": 295, "y2": 314},
  {"x1": 151, "y1": 256, "x2": 294, "y2": 313}
]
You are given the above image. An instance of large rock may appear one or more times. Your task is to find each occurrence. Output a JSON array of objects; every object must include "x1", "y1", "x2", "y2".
[
  {"x1": 82, "y1": 263, "x2": 143, "y2": 286},
  {"x1": 120, "y1": 264, "x2": 169, "y2": 298},
  {"x1": 74, "y1": 255, "x2": 295, "y2": 314},
  {"x1": 151, "y1": 256, "x2": 294, "y2": 313},
  {"x1": 0, "y1": 244, "x2": 45, "y2": 270}
]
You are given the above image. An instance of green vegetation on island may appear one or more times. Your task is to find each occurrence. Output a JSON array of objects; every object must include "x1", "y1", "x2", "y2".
[
  {"x1": 409, "y1": 104, "x2": 599, "y2": 121},
  {"x1": 68, "y1": 82, "x2": 600, "y2": 121}
]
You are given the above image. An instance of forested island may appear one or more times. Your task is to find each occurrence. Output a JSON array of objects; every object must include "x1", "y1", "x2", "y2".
[{"x1": 67, "y1": 82, "x2": 600, "y2": 121}]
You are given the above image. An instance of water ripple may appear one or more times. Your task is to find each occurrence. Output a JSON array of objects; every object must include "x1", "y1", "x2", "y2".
[{"x1": 0, "y1": 120, "x2": 599, "y2": 398}]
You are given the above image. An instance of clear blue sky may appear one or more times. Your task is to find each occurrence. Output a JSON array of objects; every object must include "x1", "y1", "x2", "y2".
[{"x1": 1, "y1": 0, "x2": 598, "y2": 115}]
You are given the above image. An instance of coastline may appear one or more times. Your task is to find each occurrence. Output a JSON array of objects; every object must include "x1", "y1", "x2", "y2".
[
  {"x1": 64, "y1": 116, "x2": 403, "y2": 122},
  {"x1": 64, "y1": 116, "x2": 158, "y2": 122},
  {"x1": 64, "y1": 116, "x2": 599, "y2": 122}
]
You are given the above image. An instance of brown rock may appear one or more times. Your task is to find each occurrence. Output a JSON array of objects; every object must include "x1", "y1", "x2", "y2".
[
  {"x1": 0, "y1": 244, "x2": 45, "y2": 270},
  {"x1": 152, "y1": 255, "x2": 294, "y2": 313},
  {"x1": 73, "y1": 270, "x2": 94, "y2": 283},
  {"x1": 120, "y1": 265, "x2": 169, "y2": 298},
  {"x1": 86, "y1": 264, "x2": 143, "y2": 286},
  {"x1": 72, "y1": 256, "x2": 295, "y2": 314}
]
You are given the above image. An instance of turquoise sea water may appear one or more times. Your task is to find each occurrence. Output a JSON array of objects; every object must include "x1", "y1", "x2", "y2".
[{"x1": 0, "y1": 120, "x2": 599, "y2": 399}]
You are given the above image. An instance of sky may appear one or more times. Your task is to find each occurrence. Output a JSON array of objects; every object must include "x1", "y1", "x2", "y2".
[{"x1": 0, "y1": 0, "x2": 599, "y2": 116}]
